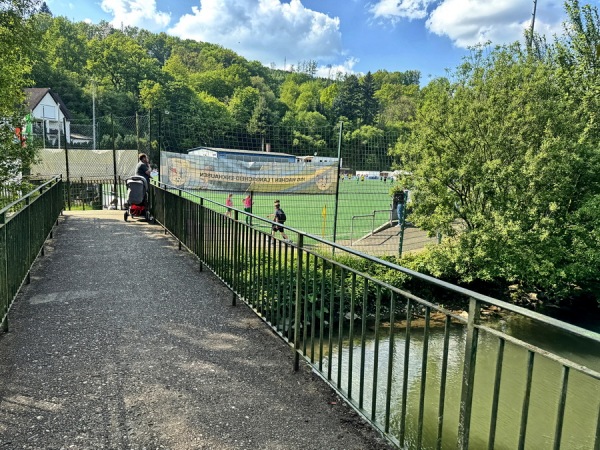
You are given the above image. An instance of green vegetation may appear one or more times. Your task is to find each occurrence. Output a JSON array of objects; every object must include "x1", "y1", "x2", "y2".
[
  {"x1": 0, "y1": 0, "x2": 40, "y2": 206},
  {"x1": 392, "y1": 1, "x2": 600, "y2": 308},
  {"x1": 1, "y1": 0, "x2": 599, "y2": 312}
]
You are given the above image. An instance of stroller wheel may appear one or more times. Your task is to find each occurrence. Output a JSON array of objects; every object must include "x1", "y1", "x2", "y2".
[{"x1": 124, "y1": 211, "x2": 129, "y2": 221}]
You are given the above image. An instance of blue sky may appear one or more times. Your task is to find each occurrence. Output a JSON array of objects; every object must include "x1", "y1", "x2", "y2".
[{"x1": 46, "y1": 0, "x2": 599, "y2": 82}]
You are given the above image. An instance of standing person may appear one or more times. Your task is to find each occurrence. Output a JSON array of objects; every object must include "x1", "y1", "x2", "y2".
[
  {"x1": 267, "y1": 200, "x2": 290, "y2": 243},
  {"x1": 243, "y1": 193, "x2": 253, "y2": 225},
  {"x1": 136, "y1": 153, "x2": 151, "y2": 187},
  {"x1": 225, "y1": 193, "x2": 233, "y2": 217},
  {"x1": 395, "y1": 188, "x2": 407, "y2": 227},
  {"x1": 132, "y1": 153, "x2": 151, "y2": 211}
]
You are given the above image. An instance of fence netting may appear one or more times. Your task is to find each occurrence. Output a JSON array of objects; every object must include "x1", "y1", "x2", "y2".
[{"x1": 26, "y1": 112, "x2": 431, "y2": 255}]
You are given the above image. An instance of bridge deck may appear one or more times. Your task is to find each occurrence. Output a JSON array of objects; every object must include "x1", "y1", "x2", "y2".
[{"x1": 0, "y1": 211, "x2": 392, "y2": 449}]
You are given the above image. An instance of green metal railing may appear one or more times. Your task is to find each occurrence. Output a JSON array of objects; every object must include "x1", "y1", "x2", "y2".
[
  {"x1": 0, "y1": 177, "x2": 64, "y2": 332},
  {"x1": 152, "y1": 183, "x2": 600, "y2": 450}
]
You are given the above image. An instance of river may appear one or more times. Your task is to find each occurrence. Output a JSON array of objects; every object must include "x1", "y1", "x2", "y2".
[{"x1": 319, "y1": 316, "x2": 600, "y2": 449}]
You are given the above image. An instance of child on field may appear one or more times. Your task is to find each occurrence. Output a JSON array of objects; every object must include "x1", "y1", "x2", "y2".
[
  {"x1": 243, "y1": 193, "x2": 253, "y2": 225},
  {"x1": 267, "y1": 200, "x2": 291, "y2": 243},
  {"x1": 226, "y1": 193, "x2": 233, "y2": 217}
]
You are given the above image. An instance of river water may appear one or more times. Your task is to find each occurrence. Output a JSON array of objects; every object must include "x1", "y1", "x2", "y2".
[{"x1": 321, "y1": 316, "x2": 600, "y2": 449}]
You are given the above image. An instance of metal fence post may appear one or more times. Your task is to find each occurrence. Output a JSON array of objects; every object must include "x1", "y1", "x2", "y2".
[
  {"x1": 199, "y1": 198, "x2": 204, "y2": 271},
  {"x1": 135, "y1": 111, "x2": 140, "y2": 154},
  {"x1": 331, "y1": 122, "x2": 343, "y2": 248},
  {"x1": 232, "y1": 209, "x2": 239, "y2": 306},
  {"x1": 62, "y1": 118, "x2": 71, "y2": 210},
  {"x1": 178, "y1": 189, "x2": 183, "y2": 250},
  {"x1": 111, "y1": 114, "x2": 118, "y2": 210},
  {"x1": 458, "y1": 296, "x2": 481, "y2": 449},
  {"x1": 25, "y1": 196, "x2": 31, "y2": 285},
  {"x1": 294, "y1": 234, "x2": 304, "y2": 371},
  {"x1": 398, "y1": 220, "x2": 405, "y2": 258},
  {"x1": 0, "y1": 212, "x2": 7, "y2": 332}
]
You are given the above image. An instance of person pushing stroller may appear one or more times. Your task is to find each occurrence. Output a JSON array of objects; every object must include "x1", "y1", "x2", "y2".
[
  {"x1": 136, "y1": 153, "x2": 151, "y2": 187},
  {"x1": 124, "y1": 153, "x2": 153, "y2": 222}
]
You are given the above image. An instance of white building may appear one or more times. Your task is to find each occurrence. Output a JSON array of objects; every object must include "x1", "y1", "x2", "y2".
[{"x1": 24, "y1": 88, "x2": 72, "y2": 145}]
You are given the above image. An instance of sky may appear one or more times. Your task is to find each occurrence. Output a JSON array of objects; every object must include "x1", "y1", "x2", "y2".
[{"x1": 46, "y1": 0, "x2": 600, "y2": 82}]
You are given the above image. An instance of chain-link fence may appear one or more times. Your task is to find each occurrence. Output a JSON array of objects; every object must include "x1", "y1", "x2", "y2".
[{"x1": 29, "y1": 112, "x2": 432, "y2": 255}]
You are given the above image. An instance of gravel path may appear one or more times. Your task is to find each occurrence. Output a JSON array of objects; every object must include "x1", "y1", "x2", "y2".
[{"x1": 0, "y1": 211, "x2": 394, "y2": 450}]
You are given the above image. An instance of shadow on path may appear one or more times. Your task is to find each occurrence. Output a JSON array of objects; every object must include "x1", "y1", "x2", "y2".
[{"x1": 0, "y1": 211, "x2": 393, "y2": 450}]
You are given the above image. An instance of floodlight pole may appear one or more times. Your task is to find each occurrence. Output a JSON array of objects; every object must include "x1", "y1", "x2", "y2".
[
  {"x1": 91, "y1": 79, "x2": 96, "y2": 150},
  {"x1": 528, "y1": 0, "x2": 538, "y2": 50},
  {"x1": 331, "y1": 121, "x2": 343, "y2": 247}
]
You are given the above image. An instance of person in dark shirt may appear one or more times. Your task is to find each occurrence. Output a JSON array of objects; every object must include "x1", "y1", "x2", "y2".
[
  {"x1": 136, "y1": 153, "x2": 151, "y2": 187},
  {"x1": 268, "y1": 200, "x2": 291, "y2": 243}
]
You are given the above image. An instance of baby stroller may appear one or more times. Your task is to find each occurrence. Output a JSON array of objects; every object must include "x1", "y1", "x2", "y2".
[{"x1": 124, "y1": 176, "x2": 153, "y2": 222}]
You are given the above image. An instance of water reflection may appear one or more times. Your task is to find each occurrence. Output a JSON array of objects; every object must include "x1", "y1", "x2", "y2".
[{"x1": 318, "y1": 318, "x2": 600, "y2": 449}]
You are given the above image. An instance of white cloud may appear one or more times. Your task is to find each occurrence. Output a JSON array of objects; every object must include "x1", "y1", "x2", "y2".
[
  {"x1": 168, "y1": 0, "x2": 343, "y2": 67},
  {"x1": 314, "y1": 58, "x2": 360, "y2": 78},
  {"x1": 369, "y1": 0, "x2": 566, "y2": 48},
  {"x1": 427, "y1": 0, "x2": 564, "y2": 47},
  {"x1": 101, "y1": 0, "x2": 171, "y2": 31},
  {"x1": 370, "y1": 0, "x2": 437, "y2": 21}
]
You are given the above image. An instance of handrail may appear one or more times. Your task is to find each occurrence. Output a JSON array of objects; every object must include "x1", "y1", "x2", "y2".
[
  {"x1": 349, "y1": 208, "x2": 392, "y2": 244},
  {"x1": 152, "y1": 183, "x2": 600, "y2": 450},
  {"x1": 156, "y1": 181, "x2": 598, "y2": 342},
  {"x1": 0, "y1": 176, "x2": 62, "y2": 216},
  {"x1": 1, "y1": 176, "x2": 64, "y2": 333}
]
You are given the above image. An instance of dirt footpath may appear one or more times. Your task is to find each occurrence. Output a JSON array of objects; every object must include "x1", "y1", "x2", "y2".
[{"x1": 0, "y1": 211, "x2": 394, "y2": 450}]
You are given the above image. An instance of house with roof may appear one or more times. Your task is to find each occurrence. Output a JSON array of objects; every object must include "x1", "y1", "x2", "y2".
[{"x1": 24, "y1": 88, "x2": 73, "y2": 145}]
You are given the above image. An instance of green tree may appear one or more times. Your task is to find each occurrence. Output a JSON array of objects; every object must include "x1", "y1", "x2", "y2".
[
  {"x1": 139, "y1": 80, "x2": 167, "y2": 111},
  {"x1": 29, "y1": 16, "x2": 89, "y2": 116},
  {"x1": 295, "y1": 80, "x2": 323, "y2": 113},
  {"x1": 190, "y1": 70, "x2": 233, "y2": 100},
  {"x1": 346, "y1": 125, "x2": 386, "y2": 170},
  {"x1": 393, "y1": 42, "x2": 600, "y2": 299},
  {"x1": 0, "y1": 0, "x2": 41, "y2": 194},
  {"x1": 163, "y1": 52, "x2": 190, "y2": 83},
  {"x1": 247, "y1": 95, "x2": 276, "y2": 151},
  {"x1": 279, "y1": 79, "x2": 301, "y2": 111},
  {"x1": 372, "y1": 69, "x2": 421, "y2": 87},
  {"x1": 228, "y1": 86, "x2": 260, "y2": 127},
  {"x1": 360, "y1": 72, "x2": 378, "y2": 124},
  {"x1": 248, "y1": 96, "x2": 275, "y2": 142},
  {"x1": 281, "y1": 110, "x2": 329, "y2": 153},
  {"x1": 37, "y1": 1, "x2": 51, "y2": 15},
  {"x1": 375, "y1": 83, "x2": 419, "y2": 132},
  {"x1": 319, "y1": 83, "x2": 338, "y2": 118},
  {"x1": 332, "y1": 74, "x2": 361, "y2": 123},
  {"x1": 87, "y1": 31, "x2": 160, "y2": 96}
]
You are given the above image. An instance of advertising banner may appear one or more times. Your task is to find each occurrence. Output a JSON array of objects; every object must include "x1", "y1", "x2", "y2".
[{"x1": 161, "y1": 151, "x2": 338, "y2": 194}]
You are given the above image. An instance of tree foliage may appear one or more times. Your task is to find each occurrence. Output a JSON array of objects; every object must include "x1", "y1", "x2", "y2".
[
  {"x1": 392, "y1": 2, "x2": 600, "y2": 301},
  {"x1": 0, "y1": 0, "x2": 41, "y2": 192}
]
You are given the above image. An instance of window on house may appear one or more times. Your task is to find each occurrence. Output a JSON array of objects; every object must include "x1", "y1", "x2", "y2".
[{"x1": 42, "y1": 105, "x2": 56, "y2": 119}]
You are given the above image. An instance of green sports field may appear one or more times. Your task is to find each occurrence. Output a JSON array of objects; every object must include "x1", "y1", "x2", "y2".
[{"x1": 189, "y1": 178, "x2": 397, "y2": 242}]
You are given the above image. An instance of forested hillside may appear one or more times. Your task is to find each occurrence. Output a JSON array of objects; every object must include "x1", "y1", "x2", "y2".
[{"x1": 28, "y1": 11, "x2": 420, "y2": 141}]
